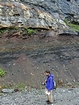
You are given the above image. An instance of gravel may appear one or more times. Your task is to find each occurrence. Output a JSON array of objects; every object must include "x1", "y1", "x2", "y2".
[{"x1": 0, "y1": 87, "x2": 79, "y2": 105}]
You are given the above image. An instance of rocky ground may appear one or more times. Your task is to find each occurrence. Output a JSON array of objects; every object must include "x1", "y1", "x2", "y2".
[{"x1": 0, "y1": 87, "x2": 79, "y2": 105}]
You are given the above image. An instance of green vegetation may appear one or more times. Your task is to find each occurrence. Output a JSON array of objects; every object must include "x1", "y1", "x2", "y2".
[
  {"x1": 0, "y1": 29, "x2": 6, "y2": 34},
  {"x1": 24, "y1": 28, "x2": 35, "y2": 35},
  {"x1": 1, "y1": 83, "x2": 26, "y2": 91},
  {"x1": 8, "y1": 27, "x2": 18, "y2": 30},
  {"x1": 64, "y1": 19, "x2": 79, "y2": 32},
  {"x1": 0, "y1": 27, "x2": 18, "y2": 34},
  {"x1": 2, "y1": 85, "x2": 9, "y2": 89},
  {"x1": 72, "y1": 82, "x2": 79, "y2": 88},
  {"x1": 0, "y1": 68, "x2": 6, "y2": 77},
  {"x1": 14, "y1": 84, "x2": 26, "y2": 91},
  {"x1": 16, "y1": 84, "x2": 26, "y2": 88},
  {"x1": 27, "y1": 28, "x2": 35, "y2": 35},
  {"x1": 0, "y1": 27, "x2": 35, "y2": 35}
]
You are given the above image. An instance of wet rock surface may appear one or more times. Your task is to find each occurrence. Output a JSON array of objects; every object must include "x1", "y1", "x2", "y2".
[{"x1": 0, "y1": 87, "x2": 79, "y2": 105}]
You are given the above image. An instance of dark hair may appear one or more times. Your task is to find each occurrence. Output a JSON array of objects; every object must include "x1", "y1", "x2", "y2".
[{"x1": 45, "y1": 70, "x2": 50, "y2": 74}]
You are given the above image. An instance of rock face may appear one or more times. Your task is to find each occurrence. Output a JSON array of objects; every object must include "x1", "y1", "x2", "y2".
[
  {"x1": 56, "y1": 0, "x2": 79, "y2": 24},
  {"x1": 22, "y1": 0, "x2": 79, "y2": 24},
  {"x1": 0, "y1": 0, "x2": 57, "y2": 30},
  {"x1": 0, "y1": 0, "x2": 66, "y2": 30},
  {"x1": 0, "y1": 0, "x2": 79, "y2": 30}
]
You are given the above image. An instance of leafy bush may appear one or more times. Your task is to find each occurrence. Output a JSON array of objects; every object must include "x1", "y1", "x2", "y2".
[{"x1": 0, "y1": 68, "x2": 6, "y2": 77}]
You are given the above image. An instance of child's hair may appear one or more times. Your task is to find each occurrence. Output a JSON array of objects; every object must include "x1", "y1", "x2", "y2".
[{"x1": 45, "y1": 70, "x2": 50, "y2": 74}]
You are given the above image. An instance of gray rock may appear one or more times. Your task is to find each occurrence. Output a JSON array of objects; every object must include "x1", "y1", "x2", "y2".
[
  {"x1": 64, "y1": 30, "x2": 78, "y2": 35},
  {"x1": 1, "y1": 89, "x2": 15, "y2": 93},
  {"x1": 0, "y1": 0, "x2": 67, "y2": 30},
  {"x1": 45, "y1": 30, "x2": 58, "y2": 37},
  {"x1": 0, "y1": 0, "x2": 79, "y2": 31}
]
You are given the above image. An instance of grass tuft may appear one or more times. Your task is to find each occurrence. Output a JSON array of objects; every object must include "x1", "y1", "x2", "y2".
[{"x1": 0, "y1": 68, "x2": 6, "y2": 77}]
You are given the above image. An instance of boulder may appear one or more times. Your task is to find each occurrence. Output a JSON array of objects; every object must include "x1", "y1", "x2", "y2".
[
  {"x1": 1, "y1": 89, "x2": 15, "y2": 93},
  {"x1": 67, "y1": 82, "x2": 72, "y2": 87},
  {"x1": 1, "y1": 88, "x2": 19, "y2": 93},
  {"x1": 58, "y1": 78, "x2": 64, "y2": 85}
]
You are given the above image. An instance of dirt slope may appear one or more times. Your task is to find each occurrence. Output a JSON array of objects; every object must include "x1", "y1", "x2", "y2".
[{"x1": 0, "y1": 34, "x2": 79, "y2": 87}]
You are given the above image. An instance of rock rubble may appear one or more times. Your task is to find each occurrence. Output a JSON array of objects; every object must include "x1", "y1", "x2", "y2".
[{"x1": 0, "y1": 87, "x2": 79, "y2": 105}]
